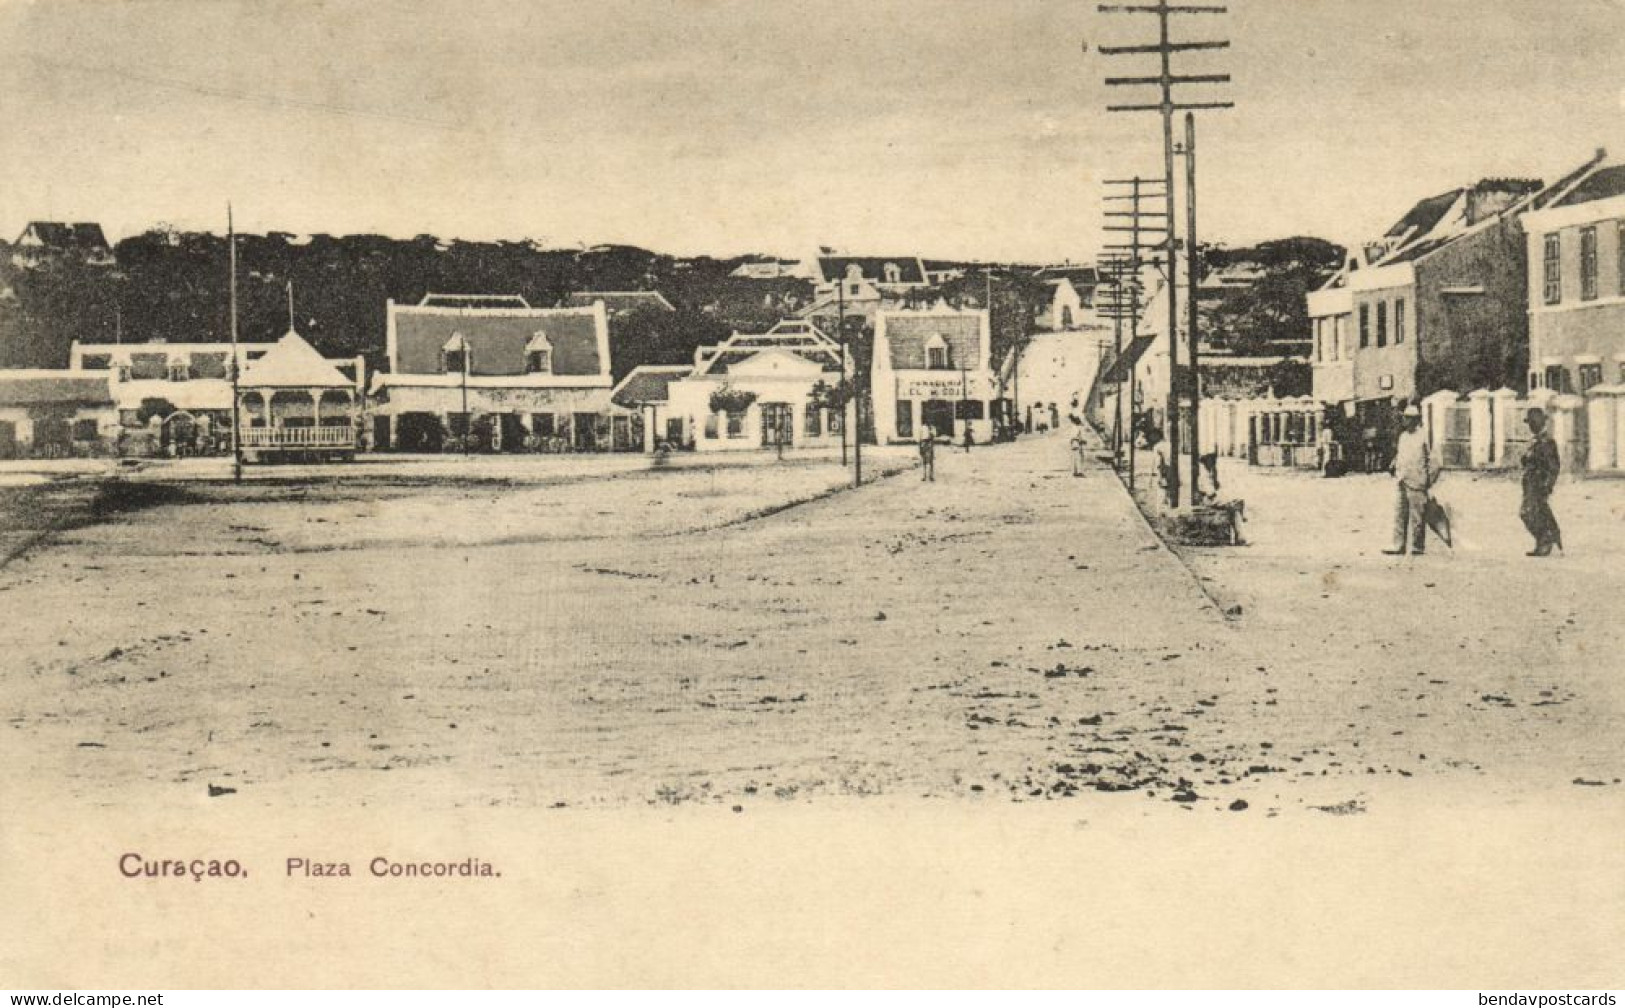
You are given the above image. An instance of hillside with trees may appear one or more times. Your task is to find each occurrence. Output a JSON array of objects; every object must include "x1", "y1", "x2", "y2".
[{"x1": 0, "y1": 230, "x2": 814, "y2": 379}]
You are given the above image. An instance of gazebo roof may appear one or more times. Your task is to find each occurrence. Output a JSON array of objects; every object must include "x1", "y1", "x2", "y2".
[{"x1": 239, "y1": 329, "x2": 353, "y2": 388}]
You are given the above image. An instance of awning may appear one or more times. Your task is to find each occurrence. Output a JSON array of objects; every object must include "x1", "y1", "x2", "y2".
[{"x1": 1100, "y1": 335, "x2": 1156, "y2": 384}]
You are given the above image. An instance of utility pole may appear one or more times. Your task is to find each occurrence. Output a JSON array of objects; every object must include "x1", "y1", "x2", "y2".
[
  {"x1": 227, "y1": 203, "x2": 242, "y2": 484},
  {"x1": 836, "y1": 281, "x2": 848, "y2": 467},
  {"x1": 1182, "y1": 111, "x2": 1203, "y2": 501},
  {"x1": 1100, "y1": 174, "x2": 1166, "y2": 474},
  {"x1": 1098, "y1": 0, "x2": 1232, "y2": 508}
]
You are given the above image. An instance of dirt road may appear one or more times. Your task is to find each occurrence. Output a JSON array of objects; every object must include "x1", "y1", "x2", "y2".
[{"x1": 0, "y1": 435, "x2": 1619, "y2": 817}]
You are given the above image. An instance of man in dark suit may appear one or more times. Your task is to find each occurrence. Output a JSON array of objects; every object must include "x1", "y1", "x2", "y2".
[{"x1": 1520, "y1": 408, "x2": 1562, "y2": 556}]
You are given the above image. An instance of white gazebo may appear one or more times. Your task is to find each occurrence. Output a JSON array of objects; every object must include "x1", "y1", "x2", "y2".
[{"x1": 237, "y1": 328, "x2": 360, "y2": 461}]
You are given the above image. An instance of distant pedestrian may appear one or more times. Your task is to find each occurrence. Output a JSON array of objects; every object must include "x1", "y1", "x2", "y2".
[
  {"x1": 1383, "y1": 404, "x2": 1433, "y2": 556},
  {"x1": 1519, "y1": 407, "x2": 1562, "y2": 556},
  {"x1": 1024, "y1": 405, "x2": 1033, "y2": 434},
  {"x1": 918, "y1": 426, "x2": 936, "y2": 481},
  {"x1": 1049, "y1": 403, "x2": 1060, "y2": 430},
  {"x1": 1070, "y1": 430, "x2": 1087, "y2": 477}
]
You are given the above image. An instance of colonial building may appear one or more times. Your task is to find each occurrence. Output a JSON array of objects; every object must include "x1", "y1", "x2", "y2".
[
  {"x1": 871, "y1": 302, "x2": 1000, "y2": 444},
  {"x1": 1036, "y1": 277, "x2": 1086, "y2": 331},
  {"x1": 811, "y1": 255, "x2": 930, "y2": 295},
  {"x1": 1520, "y1": 156, "x2": 1625, "y2": 394},
  {"x1": 559, "y1": 291, "x2": 676, "y2": 317},
  {"x1": 11, "y1": 222, "x2": 115, "y2": 269},
  {"x1": 664, "y1": 320, "x2": 846, "y2": 452},
  {"x1": 0, "y1": 371, "x2": 116, "y2": 458},
  {"x1": 68, "y1": 337, "x2": 364, "y2": 456},
  {"x1": 1309, "y1": 158, "x2": 1605, "y2": 437},
  {"x1": 370, "y1": 293, "x2": 615, "y2": 453},
  {"x1": 610, "y1": 365, "x2": 692, "y2": 451}
]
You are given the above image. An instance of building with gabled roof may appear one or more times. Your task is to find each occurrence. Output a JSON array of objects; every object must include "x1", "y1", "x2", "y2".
[
  {"x1": 559, "y1": 290, "x2": 676, "y2": 316},
  {"x1": 0, "y1": 370, "x2": 117, "y2": 458},
  {"x1": 812, "y1": 256, "x2": 929, "y2": 292},
  {"x1": 611, "y1": 365, "x2": 692, "y2": 451},
  {"x1": 12, "y1": 222, "x2": 115, "y2": 268},
  {"x1": 871, "y1": 301, "x2": 1002, "y2": 444},
  {"x1": 1307, "y1": 151, "x2": 1608, "y2": 456},
  {"x1": 664, "y1": 320, "x2": 847, "y2": 452},
  {"x1": 370, "y1": 293, "x2": 619, "y2": 453}
]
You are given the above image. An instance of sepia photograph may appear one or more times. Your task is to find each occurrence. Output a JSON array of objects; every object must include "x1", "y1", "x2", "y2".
[{"x1": 0, "y1": 0, "x2": 1622, "y2": 992}]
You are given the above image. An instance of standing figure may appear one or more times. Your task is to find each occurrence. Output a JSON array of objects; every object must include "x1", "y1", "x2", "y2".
[
  {"x1": 1383, "y1": 404, "x2": 1433, "y2": 556},
  {"x1": 1520, "y1": 407, "x2": 1562, "y2": 556},
  {"x1": 918, "y1": 426, "x2": 936, "y2": 482}
]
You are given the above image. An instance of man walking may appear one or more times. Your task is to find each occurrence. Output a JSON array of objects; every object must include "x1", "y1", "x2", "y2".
[
  {"x1": 1383, "y1": 404, "x2": 1433, "y2": 556},
  {"x1": 1520, "y1": 407, "x2": 1562, "y2": 556}
]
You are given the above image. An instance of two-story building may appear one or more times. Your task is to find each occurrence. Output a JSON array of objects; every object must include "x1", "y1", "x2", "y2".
[
  {"x1": 1520, "y1": 158, "x2": 1625, "y2": 394},
  {"x1": 369, "y1": 293, "x2": 615, "y2": 453},
  {"x1": 1308, "y1": 158, "x2": 1605, "y2": 457},
  {"x1": 68, "y1": 335, "x2": 364, "y2": 456},
  {"x1": 871, "y1": 302, "x2": 999, "y2": 444}
]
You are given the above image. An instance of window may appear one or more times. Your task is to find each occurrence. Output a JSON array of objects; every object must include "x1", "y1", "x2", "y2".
[
  {"x1": 525, "y1": 332, "x2": 552, "y2": 373},
  {"x1": 925, "y1": 333, "x2": 951, "y2": 370},
  {"x1": 895, "y1": 400, "x2": 913, "y2": 439},
  {"x1": 72, "y1": 418, "x2": 99, "y2": 440},
  {"x1": 191, "y1": 352, "x2": 229, "y2": 380},
  {"x1": 442, "y1": 333, "x2": 470, "y2": 374},
  {"x1": 1581, "y1": 226, "x2": 1598, "y2": 301},
  {"x1": 1313, "y1": 319, "x2": 1324, "y2": 362},
  {"x1": 1579, "y1": 363, "x2": 1603, "y2": 391},
  {"x1": 704, "y1": 414, "x2": 719, "y2": 439},
  {"x1": 531, "y1": 413, "x2": 556, "y2": 438},
  {"x1": 1358, "y1": 304, "x2": 1370, "y2": 348},
  {"x1": 804, "y1": 401, "x2": 822, "y2": 438},
  {"x1": 80, "y1": 354, "x2": 112, "y2": 370},
  {"x1": 1375, "y1": 301, "x2": 1388, "y2": 348},
  {"x1": 883, "y1": 262, "x2": 902, "y2": 284},
  {"x1": 130, "y1": 353, "x2": 167, "y2": 380},
  {"x1": 167, "y1": 359, "x2": 190, "y2": 381},
  {"x1": 1545, "y1": 365, "x2": 1570, "y2": 394},
  {"x1": 1618, "y1": 222, "x2": 1625, "y2": 296},
  {"x1": 725, "y1": 409, "x2": 747, "y2": 438},
  {"x1": 1619, "y1": 361, "x2": 1625, "y2": 384},
  {"x1": 1543, "y1": 233, "x2": 1562, "y2": 305},
  {"x1": 848, "y1": 282, "x2": 862, "y2": 297},
  {"x1": 1394, "y1": 299, "x2": 1406, "y2": 344}
]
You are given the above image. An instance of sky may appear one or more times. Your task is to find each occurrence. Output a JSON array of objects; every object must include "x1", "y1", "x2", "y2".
[{"x1": 1, "y1": 0, "x2": 1622, "y2": 263}]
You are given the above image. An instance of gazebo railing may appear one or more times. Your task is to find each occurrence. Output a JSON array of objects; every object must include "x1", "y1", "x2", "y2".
[{"x1": 241, "y1": 426, "x2": 355, "y2": 449}]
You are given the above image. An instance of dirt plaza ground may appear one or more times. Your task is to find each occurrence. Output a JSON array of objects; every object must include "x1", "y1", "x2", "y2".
[{"x1": 1, "y1": 432, "x2": 1620, "y2": 816}]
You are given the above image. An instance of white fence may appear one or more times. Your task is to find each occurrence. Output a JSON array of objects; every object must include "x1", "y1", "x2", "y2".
[{"x1": 1418, "y1": 388, "x2": 1596, "y2": 475}]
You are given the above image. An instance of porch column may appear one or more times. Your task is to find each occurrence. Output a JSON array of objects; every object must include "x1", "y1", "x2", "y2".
[
  {"x1": 644, "y1": 405, "x2": 657, "y2": 453},
  {"x1": 1467, "y1": 390, "x2": 1493, "y2": 468},
  {"x1": 1490, "y1": 388, "x2": 1519, "y2": 467},
  {"x1": 311, "y1": 390, "x2": 321, "y2": 428},
  {"x1": 1586, "y1": 391, "x2": 1617, "y2": 472}
]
